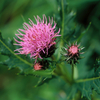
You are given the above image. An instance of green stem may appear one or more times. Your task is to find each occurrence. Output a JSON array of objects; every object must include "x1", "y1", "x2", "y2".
[
  {"x1": 0, "y1": 39, "x2": 32, "y2": 66},
  {"x1": 61, "y1": 0, "x2": 64, "y2": 37},
  {"x1": 57, "y1": 0, "x2": 64, "y2": 60},
  {"x1": 72, "y1": 63, "x2": 74, "y2": 81},
  {"x1": 76, "y1": 76, "x2": 100, "y2": 83},
  {"x1": 53, "y1": 62, "x2": 72, "y2": 85},
  {"x1": 71, "y1": 60, "x2": 74, "y2": 81}
]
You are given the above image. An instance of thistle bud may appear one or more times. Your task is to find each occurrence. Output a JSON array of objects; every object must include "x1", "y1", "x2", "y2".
[
  {"x1": 34, "y1": 63, "x2": 43, "y2": 70},
  {"x1": 63, "y1": 42, "x2": 84, "y2": 64}
]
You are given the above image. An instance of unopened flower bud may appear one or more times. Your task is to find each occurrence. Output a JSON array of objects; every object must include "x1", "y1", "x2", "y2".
[
  {"x1": 63, "y1": 42, "x2": 84, "y2": 64},
  {"x1": 34, "y1": 63, "x2": 43, "y2": 70}
]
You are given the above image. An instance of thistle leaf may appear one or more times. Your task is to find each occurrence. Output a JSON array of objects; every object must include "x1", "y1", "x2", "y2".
[
  {"x1": 0, "y1": 32, "x2": 52, "y2": 78},
  {"x1": 77, "y1": 64, "x2": 100, "y2": 100}
]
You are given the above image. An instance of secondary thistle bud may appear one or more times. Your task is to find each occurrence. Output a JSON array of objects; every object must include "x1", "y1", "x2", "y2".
[
  {"x1": 33, "y1": 60, "x2": 49, "y2": 70},
  {"x1": 34, "y1": 63, "x2": 43, "y2": 70},
  {"x1": 63, "y1": 42, "x2": 84, "y2": 64}
]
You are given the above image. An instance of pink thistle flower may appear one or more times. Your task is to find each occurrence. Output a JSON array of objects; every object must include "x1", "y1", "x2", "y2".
[
  {"x1": 14, "y1": 15, "x2": 60, "y2": 61},
  {"x1": 34, "y1": 63, "x2": 43, "y2": 70},
  {"x1": 63, "y1": 42, "x2": 84, "y2": 64}
]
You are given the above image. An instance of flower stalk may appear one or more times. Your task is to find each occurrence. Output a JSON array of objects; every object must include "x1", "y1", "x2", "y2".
[{"x1": 71, "y1": 60, "x2": 74, "y2": 81}]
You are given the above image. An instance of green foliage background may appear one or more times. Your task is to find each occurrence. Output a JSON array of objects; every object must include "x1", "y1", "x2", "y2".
[{"x1": 0, "y1": 0, "x2": 100, "y2": 100}]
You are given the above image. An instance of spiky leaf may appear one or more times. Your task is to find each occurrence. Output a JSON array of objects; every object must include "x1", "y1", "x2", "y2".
[{"x1": 0, "y1": 32, "x2": 53, "y2": 78}]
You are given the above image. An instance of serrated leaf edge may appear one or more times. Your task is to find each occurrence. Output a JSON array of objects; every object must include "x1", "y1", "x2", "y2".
[{"x1": 0, "y1": 39, "x2": 32, "y2": 66}]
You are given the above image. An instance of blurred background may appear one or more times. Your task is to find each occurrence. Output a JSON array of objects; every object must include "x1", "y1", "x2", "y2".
[{"x1": 0, "y1": 0, "x2": 100, "y2": 100}]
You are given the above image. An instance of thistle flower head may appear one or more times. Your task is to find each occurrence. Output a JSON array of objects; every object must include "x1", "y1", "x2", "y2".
[
  {"x1": 68, "y1": 44, "x2": 79, "y2": 57},
  {"x1": 14, "y1": 15, "x2": 60, "y2": 61},
  {"x1": 68, "y1": 45, "x2": 79, "y2": 55},
  {"x1": 34, "y1": 63, "x2": 43, "y2": 70},
  {"x1": 63, "y1": 42, "x2": 84, "y2": 64}
]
